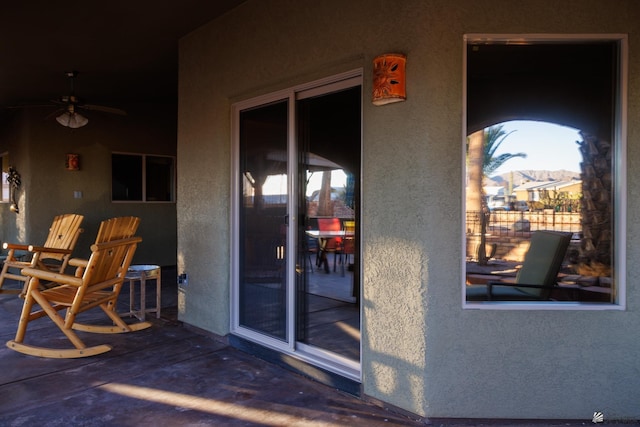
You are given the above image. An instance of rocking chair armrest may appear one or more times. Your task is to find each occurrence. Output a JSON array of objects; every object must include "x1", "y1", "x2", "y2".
[
  {"x1": 21, "y1": 267, "x2": 83, "y2": 287},
  {"x1": 68, "y1": 258, "x2": 89, "y2": 268},
  {"x1": 27, "y1": 245, "x2": 73, "y2": 255},
  {"x1": 90, "y1": 236, "x2": 142, "y2": 251},
  {"x1": 2, "y1": 242, "x2": 30, "y2": 251}
]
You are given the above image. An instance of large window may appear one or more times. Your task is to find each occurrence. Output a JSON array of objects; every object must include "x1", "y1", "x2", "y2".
[
  {"x1": 463, "y1": 35, "x2": 626, "y2": 308},
  {"x1": 112, "y1": 153, "x2": 175, "y2": 202}
]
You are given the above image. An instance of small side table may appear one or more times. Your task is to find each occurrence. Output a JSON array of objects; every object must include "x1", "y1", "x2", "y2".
[{"x1": 125, "y1": 265, "x2": 161, "y2": 321}]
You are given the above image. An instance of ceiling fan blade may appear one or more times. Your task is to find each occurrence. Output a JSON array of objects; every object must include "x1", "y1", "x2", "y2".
[
  {"x1": 80, "y1": 104, "x2": 127, "y2": 116},
  {"x1": 44, "y1": 108, "x2": 66, "y2": 120},
  {"x1": 6, "y1": 102, "x2": 57, "y2": 109}
]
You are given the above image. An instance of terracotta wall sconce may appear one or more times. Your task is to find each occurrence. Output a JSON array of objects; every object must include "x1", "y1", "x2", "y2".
[
  {"x1": 372, "y1": 53, "x2": 406, "y2": 106},
  {"x1": 66, "y1": 153, "x2": 80, "y2": 171}
]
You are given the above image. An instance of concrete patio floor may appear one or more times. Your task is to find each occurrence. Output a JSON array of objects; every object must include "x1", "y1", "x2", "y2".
[
  {"x1": 0, "y1": 273, "x2": 422, "y2": 427},
  {"x1": 1, "y1": 272, "x2": 633, "y2": 426}
]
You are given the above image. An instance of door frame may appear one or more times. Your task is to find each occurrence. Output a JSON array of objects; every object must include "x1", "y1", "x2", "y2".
[{"x1": 230, "y1": 69, "x2": 363, "y2": 380}]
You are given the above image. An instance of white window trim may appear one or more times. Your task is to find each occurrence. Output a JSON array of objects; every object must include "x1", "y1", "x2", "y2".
[
  {"x1": 111, "y1": 151, "x2": 176, "y2": 203},
  {"x1": 461, "y1": 34, "x2": 628, "y2": 310}
]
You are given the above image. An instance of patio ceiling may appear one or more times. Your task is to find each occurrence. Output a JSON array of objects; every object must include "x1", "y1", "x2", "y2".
[{"x1": 0, "y1": 1, "x2": 245, "y2": 108}]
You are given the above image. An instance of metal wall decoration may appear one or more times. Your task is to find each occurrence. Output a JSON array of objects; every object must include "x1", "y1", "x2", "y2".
[
  {"x1": 372, "y1": 53, "x2": 407, "y2": 106},
  {"x1": 7, "y1": 166, "x2": 21, "y2": 213}
]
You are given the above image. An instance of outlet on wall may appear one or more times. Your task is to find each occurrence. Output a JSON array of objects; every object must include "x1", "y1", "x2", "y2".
[{"x1": 178, "y1": 273, "x2": 188, "y2": 286}]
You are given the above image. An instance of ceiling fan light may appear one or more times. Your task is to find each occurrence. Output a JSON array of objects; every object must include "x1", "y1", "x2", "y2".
[{"x1": 56, "y1": 111, "x2": 88, "y2": 128}]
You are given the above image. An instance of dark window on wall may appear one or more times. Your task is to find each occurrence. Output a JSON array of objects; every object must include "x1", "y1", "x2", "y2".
[
  {"x1": 112, "y1": 153, "x2": 175, "y2": 202},
  {"x1": 146, "y1": 156, "x2": 175, "y2": 201}
]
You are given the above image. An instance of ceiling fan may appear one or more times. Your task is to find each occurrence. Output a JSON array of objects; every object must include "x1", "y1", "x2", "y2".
[{"x1": 47, "y1": 71, "x2": 127, "y2": 128}]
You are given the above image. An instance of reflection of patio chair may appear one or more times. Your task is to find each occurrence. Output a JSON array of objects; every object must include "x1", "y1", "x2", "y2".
[
  {"x1": 317, "y1": 218, "x2": 342, "y2": 272},
  {"x1": 466, "y1": 230, "x2": 572, "y2": 301},
  {"x1": 0, "y1": 214, "x2": 84, "y2": 296},
  {"x1": 306, "y1": 233, "x2": 318, "y2": 273},
  {"x1": 6, "y1": 233, "x2": 149, "y2": 358},
  {"x1": 340, "y1": 220, "x2": 355, "y2": 276}
]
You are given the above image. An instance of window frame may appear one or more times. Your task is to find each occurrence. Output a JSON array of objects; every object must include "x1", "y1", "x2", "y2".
[
  {"x1": 462, "y1": 34, "x2": 628, "y2": 310},
  {"x1": 0, "y1": 152, "x2": 8, "y2": 203},
  {"x1": 111, "y1": 152, "x2": 176, "y2": 203}
]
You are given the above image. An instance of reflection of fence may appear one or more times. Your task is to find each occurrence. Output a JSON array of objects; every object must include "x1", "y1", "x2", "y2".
[{"x1": 466, "y1": 210, "x2": 582, "y2": 237}]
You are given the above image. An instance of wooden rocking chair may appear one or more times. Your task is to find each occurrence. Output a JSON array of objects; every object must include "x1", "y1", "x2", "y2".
[
  {"x1": 68, "y1": 216, "x2": 140, "y2": 276},
  {"x1": 0, "y1": 213, "x2": 84, "y2": 295},
  {"x1": 6, "y1": 233, "x2": 149, "y2": 358}
]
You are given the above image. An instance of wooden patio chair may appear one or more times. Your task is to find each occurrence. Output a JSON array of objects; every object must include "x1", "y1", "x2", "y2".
[
  {"x1": 6, "y1": 234, "x2": 149, "y2": 358},
  {"x1": 68, "y1": 216, "x2": 140, "y2": 276},
  {"x1": 0, "y1": 213, "x2": 84, "y2": 295}
]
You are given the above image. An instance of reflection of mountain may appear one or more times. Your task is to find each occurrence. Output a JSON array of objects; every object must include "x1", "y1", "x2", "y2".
[{"x1": 486, "y1": 169, "x2": 581, "y2": 186}]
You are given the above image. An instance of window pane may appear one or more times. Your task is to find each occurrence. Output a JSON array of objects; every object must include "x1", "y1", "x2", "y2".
[
  {"x1": 464, "y1": 38, "x2": 621, "y2": 305},
  {"x1": 238, "y1": 100, "x2": 289, "y2": 340},
  {"x1": 146, "y1": 155, "x2": 175, "y2": 201},
  {"x1": 112, "y1": 154, "x2": 143, "y2": 201}
]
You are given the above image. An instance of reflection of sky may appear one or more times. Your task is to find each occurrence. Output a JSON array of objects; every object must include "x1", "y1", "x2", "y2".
[
  {"x1": 490, "y1": 120, "x2": 582, "y2": 177},
  {"x1": 306, "y1": 170, "x2": 347, "y2": 196},
  {"x1": 262, "y1": 170, "x2": 347, "y2": 196}
]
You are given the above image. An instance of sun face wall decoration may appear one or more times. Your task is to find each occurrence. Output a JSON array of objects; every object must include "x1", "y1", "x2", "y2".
[
  {"x1": 66, "y1": 153, "x2": 80, "y2": 171},
  {"x1": 372, "y1": 53, "x2": 406, "y2": 106}
]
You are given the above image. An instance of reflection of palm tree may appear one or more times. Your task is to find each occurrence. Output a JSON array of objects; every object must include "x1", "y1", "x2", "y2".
[
  {"x1": 577, "y1": 132, "x2": 612, "y2": 277},
  {"x1": 482, "y1": 125, "x2": 527, "y2": 177},
  {"x1": 467, "y1": 124, "x2": 526, "y2": 265}
]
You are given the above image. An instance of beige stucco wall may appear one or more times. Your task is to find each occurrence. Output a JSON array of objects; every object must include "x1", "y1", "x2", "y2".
[
  {"x1": 177, "y1": 0, "x2": 640, "y2": 420},
  {"x1": 0, "y1": 103, "x2": 178, "y2": 266}
]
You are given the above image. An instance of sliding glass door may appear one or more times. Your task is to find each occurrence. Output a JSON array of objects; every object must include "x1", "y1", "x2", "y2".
[{"x1": 233, "y1": 72, "x2": 361, "y2": 377}]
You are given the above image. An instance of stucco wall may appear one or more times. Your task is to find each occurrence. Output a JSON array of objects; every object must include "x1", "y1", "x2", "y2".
[
  {"x1": 177, "y1": 0, "x2": 640, "y2": 420},
  {"x1": 0, "y1": 103, "x2": 178, "y2": 266}
]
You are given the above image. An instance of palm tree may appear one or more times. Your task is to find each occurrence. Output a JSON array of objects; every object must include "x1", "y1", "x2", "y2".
[{"x1": 467, "y1": 124, "x2": 526, "y2": 264}]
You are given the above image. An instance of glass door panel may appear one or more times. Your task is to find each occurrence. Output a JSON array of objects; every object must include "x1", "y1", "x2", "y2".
[
  {"x1": 234, "y1": 75, "x2": 362, "y2": 375},
  {"x1": 296, "y1": 86, "x2": 361, "y2": 362},
  {"x1": 238, "y1": 100, "x2": 289, "y2": 341}
]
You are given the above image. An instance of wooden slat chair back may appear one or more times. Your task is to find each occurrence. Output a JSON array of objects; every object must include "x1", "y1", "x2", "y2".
[
  {"x1": 95, "y1": 216, "x2": 140, "y2": 243},
  {"x1": 68, "y1": 216, "x2": 141, "y2": 277},
  {"x1": 66, "y1": 216, "x2": 142, "y2": 287},
  {"x1": 6, "y1": 235, "x2": 150, "y2": 358},
  {"x1": 0, "y1": 214, "x2": 84, "y2": 295}
]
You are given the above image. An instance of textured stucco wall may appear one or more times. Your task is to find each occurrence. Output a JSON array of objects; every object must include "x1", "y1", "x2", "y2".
[
  {"x1": 0, "y1": 103, "x2": 178, "y2": 266},
  {"x1": 177, "y1": 0, "x2": 640, "y2": 419}
]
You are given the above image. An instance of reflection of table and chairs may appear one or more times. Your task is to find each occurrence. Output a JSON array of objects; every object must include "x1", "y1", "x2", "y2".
[{"x1": 306, "y1": 218, "x2": 355, "y2": 275}]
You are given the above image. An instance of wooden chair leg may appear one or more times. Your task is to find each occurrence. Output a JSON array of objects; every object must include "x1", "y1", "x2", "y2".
[
  {"x1": 0, "y1": 252, "x2": 24, "y2": 295},
  {"x1": 8, "y1": 278, "x2": 112, "y2": 358}
]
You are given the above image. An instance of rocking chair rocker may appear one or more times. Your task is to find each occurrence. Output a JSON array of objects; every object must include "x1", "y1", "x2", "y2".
[{"x1": 6, "y1": 226, "x2": 149, "y2": 358}]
